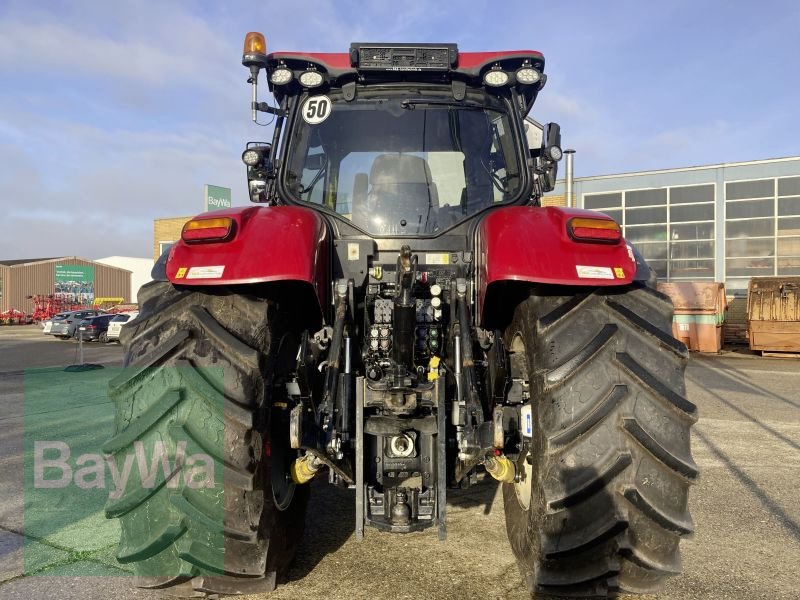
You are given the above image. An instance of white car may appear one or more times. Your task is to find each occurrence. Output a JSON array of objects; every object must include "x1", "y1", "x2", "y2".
[
  {"x1": 42, "y1": 312, "x2": 71, "y2": 335},
  {"x1": 106, "y1": 312, "x2": 139, "y2": 343}
]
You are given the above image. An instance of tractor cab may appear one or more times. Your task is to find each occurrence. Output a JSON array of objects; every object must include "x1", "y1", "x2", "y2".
[{"x1": 241, "y1": 33, "x2": 563, "y2": 237}]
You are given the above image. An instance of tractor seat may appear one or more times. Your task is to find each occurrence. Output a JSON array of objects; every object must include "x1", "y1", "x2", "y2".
[{"x1": 362, "y1": 154, "x2": 438, "y2": 232}]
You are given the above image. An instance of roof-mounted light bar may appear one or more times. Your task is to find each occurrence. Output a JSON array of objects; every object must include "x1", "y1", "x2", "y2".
[{"x1": 350, "y1": 43, "x2": 458, "y2": 71}]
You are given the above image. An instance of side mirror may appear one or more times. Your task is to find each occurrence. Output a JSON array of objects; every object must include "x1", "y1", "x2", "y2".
[
  {"x1": 545, "y1": 122, "x2": 561, "y2": 155},
  {"x1": 541, "y1": 122, "x2": 562, "y2": 192}
]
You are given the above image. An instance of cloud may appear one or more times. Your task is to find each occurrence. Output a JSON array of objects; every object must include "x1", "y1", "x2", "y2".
[{"x1": 0, "y1": 8, "x2": 236, "y2": 89}]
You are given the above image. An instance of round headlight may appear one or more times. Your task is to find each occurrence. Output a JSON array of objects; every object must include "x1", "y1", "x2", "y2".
[
  {"x1": 483, "y1": 69, "x2": 509, "y2": 87},
  {"x1": 547, "y1": 146, "x2": 563, "y2": 162},
  {"x1": 515, "y1": 67, "x2": 541, "y2": 85},
  {"x1": 299, "y1": 70, "x2": 324, "y2": 88},
  {"x1": 242, "y1": 149, "x2": 262, "y2": 166},
  {"x1": 270, "y1": 68, "x2": 293, "y2": 85}
]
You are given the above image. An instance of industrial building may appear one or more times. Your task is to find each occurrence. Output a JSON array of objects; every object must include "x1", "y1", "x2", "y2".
[{"x1": 0, "y1": 257, "x2": 131, "y2": 315}]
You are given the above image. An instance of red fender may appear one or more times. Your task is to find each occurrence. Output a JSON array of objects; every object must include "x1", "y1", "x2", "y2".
[
  {"x1": 166, "y1": 205, "x2": 329, "y2": 310},
  {"x1": 476, "y1": 206, "x2": 636, "y2": 321}
]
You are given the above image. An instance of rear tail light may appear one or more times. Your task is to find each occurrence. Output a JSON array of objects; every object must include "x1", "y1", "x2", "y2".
[
  {"x1": 568, "y1": 217, "x2": 622, "y2": 243},
  {"x1": 181, "y1": 217, "x2": 235, "y2": 243}
]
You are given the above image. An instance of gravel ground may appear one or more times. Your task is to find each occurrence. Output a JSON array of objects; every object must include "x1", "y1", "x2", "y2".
[{"x1": 0, "y1": 326, "x2": 798, "y2": 599}]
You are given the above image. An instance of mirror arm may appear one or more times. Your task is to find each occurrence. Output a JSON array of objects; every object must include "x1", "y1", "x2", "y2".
[{"x1": 253, "y1": 102, "x2": 287, "y2": 117}]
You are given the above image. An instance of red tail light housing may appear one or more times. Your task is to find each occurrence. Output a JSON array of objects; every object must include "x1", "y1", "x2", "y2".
[
  {"x1": 181, "y1": 217, "x2": 236, "y2": 244},
  {"x1": 567, "y1": 217, "x2": 622, "y2": 243}
]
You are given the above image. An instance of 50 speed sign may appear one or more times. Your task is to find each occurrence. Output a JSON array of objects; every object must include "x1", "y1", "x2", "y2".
[{"x1": 301, "y1": 95, "x2": 332, "y2": 124}]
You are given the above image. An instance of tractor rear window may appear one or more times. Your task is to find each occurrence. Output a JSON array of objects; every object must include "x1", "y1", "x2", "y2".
[{"x1": 283, "y1": 92, "x2": 522, "y2": 235}]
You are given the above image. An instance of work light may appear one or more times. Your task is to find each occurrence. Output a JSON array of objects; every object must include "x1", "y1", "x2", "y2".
[
  {"x1": 515, "y1": 67, "x2": 541, "y2": 85},
  {"x1": 299, "y1": 70, "x2": 324, "y2": 88},
  {"x1": 242, "y1": 148, "x2": 262, "y2": 167},
  {"x1": 270, "y1": 67, "x2": 293, "y2": 85},
  {"x1": 483, "y1": 69, "x2": 509, "y2": 87}
]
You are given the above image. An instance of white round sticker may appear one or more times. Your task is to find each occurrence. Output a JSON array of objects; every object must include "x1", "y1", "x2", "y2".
[{"x1": 301, "y1": 95, "x2": 332, "y2": 125}]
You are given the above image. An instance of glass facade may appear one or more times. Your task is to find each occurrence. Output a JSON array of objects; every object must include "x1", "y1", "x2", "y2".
[
  {"x1": 725, "y1": 176, "x2": 800, "y2": 289},
  {"x1": 577, "y1": 167, "x2": 800, "y2": 292},
  {"x1": 584, "y1": 184, "x2": 715, "y2": 280}
]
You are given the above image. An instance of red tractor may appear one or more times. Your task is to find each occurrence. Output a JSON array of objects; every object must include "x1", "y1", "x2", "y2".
[{"x1": 107, "y1": 33, "x2": 696, "y2": 598}]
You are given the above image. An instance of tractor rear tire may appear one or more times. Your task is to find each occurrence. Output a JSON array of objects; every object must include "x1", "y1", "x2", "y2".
[
  {"x1": 105, "y1": 281, "x2": 309, "y2": 596},
  {"x1": 502, "y1": 283, "x2": 697, "y2": 597}
]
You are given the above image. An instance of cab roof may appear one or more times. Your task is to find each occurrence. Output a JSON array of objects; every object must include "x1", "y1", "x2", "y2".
[
  {"x1": 265, "y1": 44, "x2": 546, "y2": 110},
  {"x1": 267, "y1": 49, "x2": 544, "y2": 79}
]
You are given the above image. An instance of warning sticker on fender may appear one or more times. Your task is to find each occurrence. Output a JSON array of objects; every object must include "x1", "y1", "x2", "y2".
[
  {"x1": 576, "y1": 265, "x2": 615, "y2": 280},
  {"x1": 186, "y1": 265, "x2": 225, "y2": 279}
]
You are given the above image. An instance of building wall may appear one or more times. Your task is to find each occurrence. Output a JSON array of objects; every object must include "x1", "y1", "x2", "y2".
[
  {"x1": 541, "y1": 194, "x2": 567, "y2": 207},
  {"x1": 0, "y1": 257, "x2": 131, "y2": 314},
  {"x1": 551, "y1": 156, "x2": 800, "y2": 294},
  {"x1": 0, "y1": 266, "x2": 8, "y2": 313},
  {"x1": 153, "y1": 217, "x2": 192, "y2": 262},
  {"x1": 95, "y1": 256, "x2": 154, "y2": 302}
]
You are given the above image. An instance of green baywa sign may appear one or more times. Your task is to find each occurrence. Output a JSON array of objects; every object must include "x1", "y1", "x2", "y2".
[{"x1": 204, "y1": 184, "x2": 232, "y2": 211}]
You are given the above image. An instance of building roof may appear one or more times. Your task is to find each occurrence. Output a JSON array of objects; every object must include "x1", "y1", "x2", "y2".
[
  {"x1": 0, "y1": 257, "x2": 64, "y2": 266},
  {"x1": 0, "y1": 256, "x2": 130, "y2": 272},
  {"x1": 558, "y1": 154, "x2": 800, "y2": 184}
]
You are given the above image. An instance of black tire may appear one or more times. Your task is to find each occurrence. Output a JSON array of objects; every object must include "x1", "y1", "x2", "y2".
[
  {"x1": 104, "y1": 281, "x2": 309, "y2": 596},
  {"x1": 99, "y1": 331, "x2": 108, "y2": 344},
  {"x1": 502, "y1": 283, "x2": 697, "y2": 597}
]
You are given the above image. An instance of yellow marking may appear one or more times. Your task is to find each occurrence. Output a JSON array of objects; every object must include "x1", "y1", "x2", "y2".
[
  {"x1": 614, "y1": 267, "x2": 625, "y2": 279},
  {"x1": 428, "y1": 356, "x2": 441, "y2": 381},
  {"x1": 425, "y1": 253, "x2": 450, "y2": 265},
  {"x1": 175, "y1": 267, "x2": 187, "y2": 279}
]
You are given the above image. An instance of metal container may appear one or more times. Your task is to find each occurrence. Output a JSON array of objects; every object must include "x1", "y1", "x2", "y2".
[
  {"x1": 747, "y1": 277, "x2": 800, "y2": 354},
  {"x1": 658, "y1": 282, "x2": 727, "y2": 353}
]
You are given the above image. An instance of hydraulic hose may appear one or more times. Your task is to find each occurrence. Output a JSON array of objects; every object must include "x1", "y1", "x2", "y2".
[{"x1": 321, "y1": 283, "x2": 348, "y2": 432}]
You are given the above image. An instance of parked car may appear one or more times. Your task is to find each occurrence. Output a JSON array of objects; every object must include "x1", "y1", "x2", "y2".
[
  {"x1": 105, "y1": 312, "x2": 139, "y2": 343},
  {"x1": 76, "y1": 314, "x2": 117, "y2": 342},
  {"x1": 42, "y1": 312, "x2": 71, "y2": 335},
  {"x1": 48, "y1": 309, "x2": 108, "y2": 339}
]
